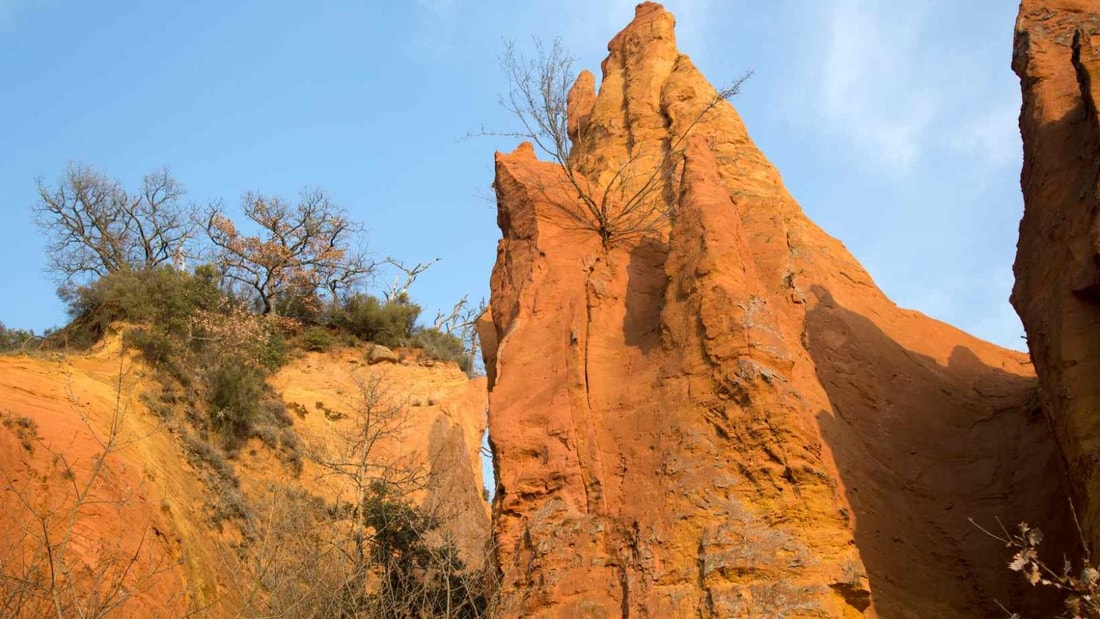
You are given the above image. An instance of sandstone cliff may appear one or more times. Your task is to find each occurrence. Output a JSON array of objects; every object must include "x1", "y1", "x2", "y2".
[
  {"x1": 0, "y1": 338, "x2": 489, "y2": 615},
  {"x1": 1013, "y1": 0, "x2": 1100, "y2": 556},
  {"x1": 270, "y1": 347, "x2": 491, "y2": 571},
  {"x1": 483, "y1": 3, "x2": 1069, "y2": 616}
]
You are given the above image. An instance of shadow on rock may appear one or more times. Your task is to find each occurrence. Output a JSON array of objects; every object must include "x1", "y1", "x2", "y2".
[{"x1": 806, "y1": 285, "x2": 1074, "y2": 618}]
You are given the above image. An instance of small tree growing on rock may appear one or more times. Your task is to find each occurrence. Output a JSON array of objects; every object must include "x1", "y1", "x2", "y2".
[{"x1": 492, "y1": 38, "x2": 750, "y2": 246}]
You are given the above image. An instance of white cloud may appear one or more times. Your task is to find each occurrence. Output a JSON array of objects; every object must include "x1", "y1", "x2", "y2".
[{"x1": 819, "y1": 0, "x2": 939, "y2": 171}]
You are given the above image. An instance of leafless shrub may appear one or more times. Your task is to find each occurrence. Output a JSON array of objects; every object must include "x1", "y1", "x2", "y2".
[
  {"x1": 433, "y1": 296, "x2": 487, "y2": 377},
  {"x1": 231, "y1": 372, "x2": 491, "y2": 617}
]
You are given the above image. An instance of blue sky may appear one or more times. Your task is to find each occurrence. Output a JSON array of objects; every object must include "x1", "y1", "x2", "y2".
[{"x1": 0, "y1": 0, "x2": 1025, "y2": 350}]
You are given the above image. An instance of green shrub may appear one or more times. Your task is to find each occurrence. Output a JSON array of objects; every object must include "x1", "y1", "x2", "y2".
[
  {"x1": 124, "y1": 327, "x2": 174, "y2": 365},
  {"x1": 335, "y1": 294, "x2": 420, "y2": 347},
  {"x1": 410, "y1": 327, "x2": 469, "y2": 372},
  {"x1": 301, "y1": 327, "x2": 335, "y2": 352},
  {"x1": 0, "y1": 322, "x2": 36, "y2": 352},
  {"x1": 362, "y1": 481, "x2": 487, "y2": 616},
  {"x1": 260, "y1": 332, "x2": 289, "y2": 370},
  {"x1": 207, "y1": 361, "x2": 266, "y2": 447},
  {"x1": 60, "y1": 265, "x2": 223, "y2": 349}
]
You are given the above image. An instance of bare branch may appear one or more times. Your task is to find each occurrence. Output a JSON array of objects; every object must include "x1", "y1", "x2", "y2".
[
  {"x1": 32, "y1": 163, "x2": 199, "y2": 285},
  {"x1": 490, "y1": 39, "x2": 752, "y2": 247},
  {"x1": 382, "y1": 257, "x2": 438, "y2": 303}
]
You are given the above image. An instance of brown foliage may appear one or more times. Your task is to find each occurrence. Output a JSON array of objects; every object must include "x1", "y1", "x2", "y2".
[{"x1": 205, "y1": 189, "x2": 373, "y2": 316}]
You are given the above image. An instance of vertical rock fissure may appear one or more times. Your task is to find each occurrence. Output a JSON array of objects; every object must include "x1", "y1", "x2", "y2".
[
  {"x1": 583, "y1": 262, "x2": 596, "y2": 414},
  {"x1": 618, "y1": 46, "x2": 636, "y2": 156}
]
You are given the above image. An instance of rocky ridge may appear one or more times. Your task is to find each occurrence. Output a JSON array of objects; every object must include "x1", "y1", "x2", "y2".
[{"x1": 482, "y1": 3, "x2": 1070, "y2": 616}]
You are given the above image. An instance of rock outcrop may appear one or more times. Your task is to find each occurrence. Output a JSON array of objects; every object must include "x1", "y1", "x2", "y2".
[
  {"x1": 483, "y1": 3, "x2": 1070, "y2": 616},
  {"x1": 1013, "y1": 0, "x2": 1100, "y2": 556}
]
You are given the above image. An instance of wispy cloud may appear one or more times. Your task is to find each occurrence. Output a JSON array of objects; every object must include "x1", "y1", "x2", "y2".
[{"x1": 819, "y1": 0, "x2": 939, "y2": 171}]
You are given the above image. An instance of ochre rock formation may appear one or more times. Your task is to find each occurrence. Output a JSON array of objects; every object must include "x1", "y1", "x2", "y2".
[
  {"x1": 483, "y1": 3, "x2": 1070, "y2": 616},
  {"x1": 270, "y1": 347, "x2": 491, "y2": 570},
  {"x1": 0, "y1": 350, "x2": 192, "y2": 618},
  {"x1": 0, "y1": 339, "x2": 490, "y2": 615},
  {"x1": 1013, "y1": 0, "x2": 1100, "y2": 555}
]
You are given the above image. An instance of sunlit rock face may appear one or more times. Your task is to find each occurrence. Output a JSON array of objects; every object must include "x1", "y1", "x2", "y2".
[
  {"x1": 0, "y1": 344, "x2": 491, "y2": 617},
  {"x1": 481, "y1": 2, "x2": 1071, "y2": 616}
]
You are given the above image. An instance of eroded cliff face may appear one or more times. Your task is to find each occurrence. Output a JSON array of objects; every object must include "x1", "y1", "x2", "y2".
[
  {"x1": 1013, "y1": 0, "x2": 1100, "y2": 555},
  {"x1": 484, "y1": 3, "x2": 1069, "y2": 616},
  {"x1": 0, "y1": 340, "x2": 489, "y2": 615},
  {"x1": 0, "y1": 348, "x2": 192, "y2": 618},
  {"x1": 270, "y1": 348, "x2": 491, "y2": 571}
]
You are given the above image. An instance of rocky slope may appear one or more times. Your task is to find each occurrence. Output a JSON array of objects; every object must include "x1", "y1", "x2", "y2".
[
  {"x1": 0, "y1": 338, "x2": 489, "y2": 616},
  {"x1": 482, "y1": 3, "x2": 1070, "y2": 616},
  {"x1": 1013, "y1": 0, "x2": 1100, "y2": 556}
]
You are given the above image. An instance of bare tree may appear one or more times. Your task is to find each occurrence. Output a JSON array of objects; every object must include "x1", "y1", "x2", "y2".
[
  {"x1": 33, "y1": 163, "x2": 198, "y2": 284},
  {"x1": 304, "y1": 373, "x2": 428, "y2": 614},
  {"x1": 434, "y1": 295, "x2": 487, "y2": 376},
  {"x1": 204, "y1": 189, "x2": 374, "y2": 316},
  {"x1": 493, "y1": 39, "x2": 751, "y2": 246},
  {"x1": 382, "y1": 258, "x2": 439, "y2": 304}
]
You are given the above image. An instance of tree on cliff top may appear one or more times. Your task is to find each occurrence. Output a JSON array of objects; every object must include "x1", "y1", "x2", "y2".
[
  {"x1": 33, "y1": 163, "x2": 198, "y2": 284},
  {"x1": 204, "y1": 189, "x2": 374, "y2": 316},
  {"x1": 494, "y1": 38, "x2": 750, "y2": 246}
]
